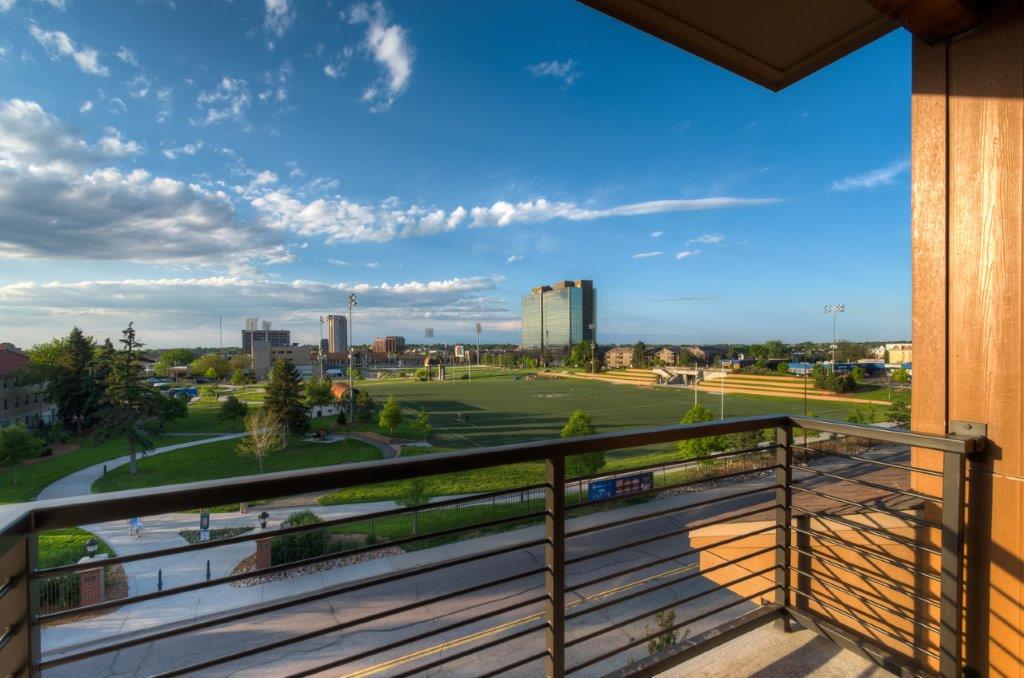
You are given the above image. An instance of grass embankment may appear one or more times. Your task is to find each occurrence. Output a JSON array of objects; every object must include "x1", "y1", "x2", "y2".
[
  {"x1": 38, "y1": 527, "x2": 115, "y2": 568},
  {"x1": 91, "y1": 436, "x2": 380, "y2": 493}
]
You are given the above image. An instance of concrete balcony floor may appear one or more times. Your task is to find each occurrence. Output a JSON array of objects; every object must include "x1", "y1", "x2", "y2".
[{"x1": 659, "y1": 623, "x2": 889, "y2": 677}]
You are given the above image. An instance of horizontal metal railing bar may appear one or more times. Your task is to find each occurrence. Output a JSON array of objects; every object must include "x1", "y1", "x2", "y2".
[
  {"x1": 792, "y1": 464, "x2": 941, "y2": 503},
  {"x1": 567, "y1": 484, "x2": 774, "y2": 540},
  {"x1": 789, "y1": 525, "x2": 940, "y2": 582},
  {"x1": 284, "y1": 593, "x2": 548, "y2": 678},
  {"x1": 566, "y1": 548, "x2": 777, "y2": 621},
  {"x1": 0, "y1": 624, "x2": 18, "y2": 655},
  {"x1": 568, "y1": 444, "x2": 776, "y2": 485},
  {"x1": 157, "y1": 568, "x2": 548, "y2": 677},
  {"x1": 478, "y1": 650, "x2": 549, "y2": 678},
  {"x1": 786, "y1": 587, "x2": 940, "y2": 660},
  {"x1": 37, "y1": 508, "x2": 548, "y2": 623},
  {"x1": 36, "y1": 537, "x2": 546, "y2": 668},
  {"x1": 566, "y1": 586, "x2": 777, "y2": 674},
  {"x1": 567, "y1": 463, "x2": 776, "y2": 515},
  {"x1": 790, "y1": 565, "x2": 941, "y2": 633},
  {"x1": 788, "y1": 417, "x2": 981, "y2": 455},
  {"x1": 790, "y1": 484, "x2": 939, "y2": 529},
  {"x1": 793, "y1": 509, "x2": 942, "y2": 557},
  {"x1": 791, "y1": 546, "x2": 940, "y2": 607},
  {"x1": 567, "y1": 503, "x2": 774, "y2": 567},
  {"x1": 567, "y1": 524, "x2": 777, "y2": 593},
  {"x1": 25, "y1": 415, "x2": 791, "y2": 531},
  {"x1": 566, "y1": 565, "x2": 778, "y2": 648},
  {"x1": 35, "y1": 484, "x2": 548, "y2": 577},
  {"x1": 791, "y1": 444, "x2": 944, "y2": 478},
  {"x1": 0, "y1": 577, "x2": 17, "y2": 601},
  {"x1": 389, "y1": 621, "x2": 548, "y2": 678}
]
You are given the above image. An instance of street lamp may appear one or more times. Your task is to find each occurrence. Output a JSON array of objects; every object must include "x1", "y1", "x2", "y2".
[
  {"x1": 348, "y1": 293, "x2": 357, "y2": 424},
  {"x1": 85, "y1": 538, "x2": 99, "y2": 558},
  {"x1": 824, "y1": 304, "x2": 845, "y2": 372},
  {"x1": 258, "y1": 510, "x2": 270, "y2": 529},
  {"x1": 588, "y1": 322, "x2": 596, "y2": 374}
]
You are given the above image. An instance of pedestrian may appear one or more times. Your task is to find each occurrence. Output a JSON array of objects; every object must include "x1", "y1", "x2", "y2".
[{"x1": 130, "y1": 516, "x2": 143, "y2": 538}]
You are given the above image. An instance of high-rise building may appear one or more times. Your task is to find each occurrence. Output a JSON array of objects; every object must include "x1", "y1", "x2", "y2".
[
  {"x1": 326, "y1": 314, "x2": 348, "y2": 354},
  {"x1": 241, "y1": 318, "x2": 291, "y2": 353},
  {"x1": 520, "y1": 280, "x2": 595, "y2": 351}
]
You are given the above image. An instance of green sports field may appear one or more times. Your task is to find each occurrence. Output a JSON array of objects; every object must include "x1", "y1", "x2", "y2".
[{"x1": 361, "y1": 377, "x2": 880, "y2": 450}]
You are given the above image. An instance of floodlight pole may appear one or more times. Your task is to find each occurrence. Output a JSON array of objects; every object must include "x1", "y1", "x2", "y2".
[
  {"x1": 348, "y1": 294, "x2": 357, "y2": 423},
  {"x1": 824, "y1": 304, "x2": 845, "y2": 372}
]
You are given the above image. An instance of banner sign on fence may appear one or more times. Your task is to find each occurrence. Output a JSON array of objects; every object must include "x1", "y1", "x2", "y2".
[{"x1": 587, "y1": 471, "x2": 654, "y2": 502}]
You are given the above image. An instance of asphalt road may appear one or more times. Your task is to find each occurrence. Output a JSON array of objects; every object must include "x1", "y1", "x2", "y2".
[{"x1": 44, "y1": 446, "x2": 912, "y2": 677}]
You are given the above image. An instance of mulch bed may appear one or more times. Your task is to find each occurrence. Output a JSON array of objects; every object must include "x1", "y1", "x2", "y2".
[{"x1": 229, "y1": 544, "x2": 404, "y2": 587}]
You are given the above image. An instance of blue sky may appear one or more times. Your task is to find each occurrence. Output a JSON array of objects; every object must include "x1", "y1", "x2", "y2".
[{"x1": 0, "y1": 0, "x2": 911, "y2": 349}]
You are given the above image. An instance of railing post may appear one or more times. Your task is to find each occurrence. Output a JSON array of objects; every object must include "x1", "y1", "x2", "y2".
[
  {"x1": 0, "y1": 534, "x2": 30, "y2": 677},
  {"x1": 775, "y1": 423, "x2": 793, "y2": 628},
  {"x1": 545, "y1": 456, "x2": 565, "y2": 677},
  {"x1": 939, "y1": 449, "x2": 967, "y2": 678}
]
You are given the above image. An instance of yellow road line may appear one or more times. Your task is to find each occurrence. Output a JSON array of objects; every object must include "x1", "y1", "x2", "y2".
[{"x1": 343, "y1": 561, "x2": 700, "y2": 677}]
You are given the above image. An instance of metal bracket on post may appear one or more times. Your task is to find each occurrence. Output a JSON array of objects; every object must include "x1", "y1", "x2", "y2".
[
  {"x1": 775, "y1": 424, "x2": 793, "y2": 631},
  {"x1": 545, "y1": 456, "x2": 565, "y2": 677}
]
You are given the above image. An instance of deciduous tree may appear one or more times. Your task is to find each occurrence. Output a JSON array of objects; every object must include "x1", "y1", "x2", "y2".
[
  {"x1": 219, "y1": 395, "x2": 248, "y2": 422},
  {"x1": 236, "y1": 408, "x2": 284, "y2": 473},
  {"x1": 560, "y1": 409, "x2": 604, "y2": 478},
  {"x1": 378, "y1": 396, "x2": 403, "y2": 434},
  {"x1": 677, "y1": 403, "x2": 727, "y2": 458}
]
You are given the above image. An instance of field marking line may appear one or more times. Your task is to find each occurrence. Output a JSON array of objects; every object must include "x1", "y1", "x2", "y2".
[{"x1": 343, "y1": 561, "x2": 700, "y2": 677}]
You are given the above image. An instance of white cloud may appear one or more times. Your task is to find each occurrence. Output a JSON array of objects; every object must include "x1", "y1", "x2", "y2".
[
  {"x1": 1, "y1": 0, "x2": 65, "y2": 11},
  {"x1": 328, "y1": 258, "x2": 349, "y2": 267},
  {"x1": 650, "y1": 230, "x2": 663, "y2": 238},
  {"x1": 0, "y1": 98, "x2": 285, "y2": 266},
  {"x1": 97, "y1": 127, "x2": 144, "y2": 156},
  {"x1": 0, "y1": 275, "x2": 510, "y2": 346},
  {"x1": 116, "y1": 46, "x2": 139, "y2": 67},
  {"x1": 162, "y1": 141, "x2": 203, "y2": 160},
  {"x1": 689, "y1": 233, "x2": 724, "y2": 244},
  {"x1": 324, "y1": 63, "x2": 341, "y2": 79},
  {"x1": 349, "y1": 1, "x2": 413, "y2": 112},
  {"x1": 78, "y1": 100, "x2": 93, "y2": 113},
  {"x1": 259, "y1": 60, "x2": 292, "y2": 102},
  {"x1": 249, "y1": 190, "x2": 775, "y2": 245},
  {"x1": 365, "y1": 261, "x2": 380, "y2": 268},
  {"x1": 675, "y1": 250, "x2": 701, "y2": 260},
  {"x1": 127, "y1": 73, "x2": 151, "y2": 98},
  {"x1": 263, "y1": 0, "x2": 296, "y2": 48},
  {"x1": 155, "y1": 87, "x2": 172, "y2": 122},
  {"x1": 506, "y1": 255, "x2": 522, "y2": 263},
  {"x1": 830, "y1": 158, "x2": 910, "y2": 192},
  {"x1": 29, "y1": 25, "x2": 108, "y2": 76},
  {"x1": 109, "y1": 97, "x2": 127, "y2": 114},
  {"x1": 632, "y1": 251, "x2": 663, "y2": 259},
  {"x1": 528, "y1": 59, "x2": 580, "y2": 87},
  {"x1": 468, "y1": 197, "x2": 777, "y2": 228},
  {"x1": 194, "y1": 77, "x2": 251, "y2": 126}
]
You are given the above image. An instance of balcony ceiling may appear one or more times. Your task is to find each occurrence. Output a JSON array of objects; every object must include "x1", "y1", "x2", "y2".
[{"x1": 579, "y1": 0, "x2": 900, "y2": 91}]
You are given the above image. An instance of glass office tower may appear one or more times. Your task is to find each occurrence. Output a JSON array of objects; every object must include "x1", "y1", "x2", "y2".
[{"x1": 520, "y1": 280, "x2": 595, "y2": 351}]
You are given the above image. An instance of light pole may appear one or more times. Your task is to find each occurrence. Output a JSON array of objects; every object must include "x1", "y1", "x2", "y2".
[
  {"x1": 720, "y1": 359, "x2": 726, "y2": 419},
  {"x1": 588, "y1": 322, "x2": 596, "y2": 373},
  {"x1": 319, "y1": 315, "x2": 325, "y2": 379},
  {"x1": 824, "y1": 304, "x2": 845, "y2": 372},
  {"x1": 348, "y1": 293, "x2": 357, "y2": 424}
]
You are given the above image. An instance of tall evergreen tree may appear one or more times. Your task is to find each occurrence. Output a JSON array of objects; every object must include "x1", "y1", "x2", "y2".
[
  {"x1": 94, "y1": 324, "x2": 165, "y2": 474},
  {"x1": 27, "y1": 327, "x2": 100, "y2": 433},
  {"x1": 265, "y1": 359, "x2": 309, "y2": 434}
]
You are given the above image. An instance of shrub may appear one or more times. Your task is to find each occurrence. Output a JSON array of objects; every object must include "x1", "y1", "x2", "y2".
[
  {"x1": 271, "y1": 510, "x2": 326, "y2": 565},
  {"x1": 776, "y1": 363, "x2": 790, "y2": 375},
  {"x1": 414, "y1": 368, "x2": 430, "y2": 381}
]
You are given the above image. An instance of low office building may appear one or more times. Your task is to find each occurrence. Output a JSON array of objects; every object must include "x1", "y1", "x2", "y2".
[
  {"x1": 0, "y1": 343, "x2": 56, "y2": 428},
  {"x1": 653, "y1": 346, "x2": 680, "y2": 365},
  {"x1": 252, "y1": 342, "x2": 313, "y2": 380}
]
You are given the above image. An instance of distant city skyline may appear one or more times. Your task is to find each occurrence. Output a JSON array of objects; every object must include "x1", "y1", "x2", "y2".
[{"x1": 0, "y1": 1, "x2": 911, "y2": 348}]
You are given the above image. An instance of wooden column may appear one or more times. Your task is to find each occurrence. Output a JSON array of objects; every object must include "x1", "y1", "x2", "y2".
[{"x1": 912, "y1": 12, "x2": 1024, "y2": 675}]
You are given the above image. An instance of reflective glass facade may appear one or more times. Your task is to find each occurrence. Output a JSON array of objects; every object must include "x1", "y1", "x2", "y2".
[{"x1": 520, "y1": 280, "x2": 595, "y2": 350}]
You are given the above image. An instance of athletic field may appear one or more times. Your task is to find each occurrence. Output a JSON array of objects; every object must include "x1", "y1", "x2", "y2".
[{"x1": 361, "y1": 377, "x2": 877, "y2": 450}]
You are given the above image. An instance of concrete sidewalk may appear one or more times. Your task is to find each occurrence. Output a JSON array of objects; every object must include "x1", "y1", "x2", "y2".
[
  {"x1": 37, "y1": 433, "x2": 248, "y2": 501},
  {"x1": 41, "y1": 479, "x2": 776, "y2": 657}
]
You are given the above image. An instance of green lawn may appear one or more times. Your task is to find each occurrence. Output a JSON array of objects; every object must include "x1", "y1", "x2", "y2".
[
  {"x1": 0, "y1": 434, "x2": 187, "y2": 504},
  {"x1": 38, "y1": 527, "x2": 114, "y2": 568},
  {"x1": 162, "y1": 396, "x2": 256, "y2": 434},
  {"x1": 91, "y1": 436, "x2": 381, "y2": 493}
]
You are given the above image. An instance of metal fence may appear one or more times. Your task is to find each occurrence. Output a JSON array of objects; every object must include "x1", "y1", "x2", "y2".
[{"x1": 0, "y1": 414, "x2": 984, "y2": 676}]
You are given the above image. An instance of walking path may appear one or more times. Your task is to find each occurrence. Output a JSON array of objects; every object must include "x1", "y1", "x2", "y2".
[{"x1": 37, "y1": 433, "x2": 248, "y2": 501}]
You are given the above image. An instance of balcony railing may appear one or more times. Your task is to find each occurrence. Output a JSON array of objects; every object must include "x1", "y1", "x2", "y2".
[{"x1": 0, "y1": 414, "x2": 984, "y2": 676}]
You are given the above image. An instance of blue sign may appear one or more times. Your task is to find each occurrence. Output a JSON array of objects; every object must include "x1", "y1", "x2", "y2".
[{"x1": 588, "y1": 471, "x2": 654, "y2": 501}]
